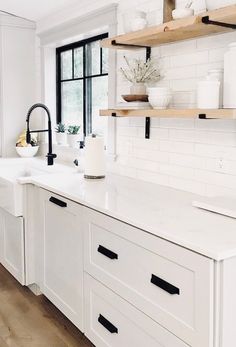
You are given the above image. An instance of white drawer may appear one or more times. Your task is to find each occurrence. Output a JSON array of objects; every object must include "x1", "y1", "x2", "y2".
[
  {"x1": 84, "y1": 208, "x2": 214, "y2": 347},
  {"x1": 84, "y1": 273, "x2": 188, "y2": 347}
]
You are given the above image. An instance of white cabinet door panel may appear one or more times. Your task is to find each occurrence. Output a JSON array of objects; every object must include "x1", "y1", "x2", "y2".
[{"x1": 40, "y1": 189, "x2": 84, "y2": 331}]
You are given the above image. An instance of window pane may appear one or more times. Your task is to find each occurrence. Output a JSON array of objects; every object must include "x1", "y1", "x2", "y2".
[
  {"x1": 61, "y1": 50, "x2": 72, "y2": 80},
  {"x1": 102, "y1": 48, "x2": 108, "y2": 74},
  {"x1": 91, "y1": 76, "x2": 108, "y2": 136},
  {"x1": 61, "y1": 80, "x2": 83, "y2": 131},
  {"x1": 85, "y1": 40, "x2": 100, "y2": 76},
  {"x1": 74, "y1": 47, "x2": 83, "y2": 78}
]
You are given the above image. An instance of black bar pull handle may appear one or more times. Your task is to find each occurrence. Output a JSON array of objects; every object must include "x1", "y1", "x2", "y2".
[
  {"x1": 151, "y1": 274, "x2": 180, "y2": 295},
  {"x1": 98, "y1": 314, "x2": 118, "y2": 334},
  {"x1": 49, "y1": 196, "x2": 67, "y2": 208},
  {"x1": 97, "y1": 245, "x2": 118, "y2": 260}
]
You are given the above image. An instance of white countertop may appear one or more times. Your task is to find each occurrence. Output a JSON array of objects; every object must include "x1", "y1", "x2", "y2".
[{"x1": 28, "y1": 171, "x2": 236, "y2": 261}]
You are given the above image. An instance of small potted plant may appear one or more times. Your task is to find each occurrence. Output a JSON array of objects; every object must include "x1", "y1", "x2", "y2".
[
  {"x1": 67, "y1": 125, "x2": 81, "y2": 148},
  {"x1": 55, "y1": 123, "x2": 67, "y2": 145},
  {"x1": 120, "y1": 56, "x2": 161, "y2": 95}
]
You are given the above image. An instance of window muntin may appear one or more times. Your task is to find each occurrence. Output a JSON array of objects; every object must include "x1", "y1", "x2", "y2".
[{"x1": 56, "y1": 33, "x2": 108, "y2": 139}]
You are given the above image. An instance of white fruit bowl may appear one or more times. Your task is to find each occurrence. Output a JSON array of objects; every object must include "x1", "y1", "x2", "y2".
[
  {"x1": 15, "y1": 146, "x2": 39, "y2": 158},
  {"x1": 149, "y1": 95, "x2": 172, "y2": 109}
]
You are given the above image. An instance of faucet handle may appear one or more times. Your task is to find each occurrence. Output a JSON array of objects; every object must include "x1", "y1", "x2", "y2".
[{"x1": 46, "y1": 153, "x2": 57, "y2": 166}]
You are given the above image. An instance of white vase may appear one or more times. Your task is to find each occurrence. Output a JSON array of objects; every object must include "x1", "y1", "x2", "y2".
[
  {"x1": 206, "y1": 0, "x2": 236, "y2": 11},
  {"x1": 55, "y1": 132, "x2": 67, "y2": 145},
  {"x1": 67, "y1": 134, "x2": 80, "y2": 148},
  {"x1": 224, "y1": 42, "x2": 236, "y2": 108},
  {"x1": 130, "y1": 83, "x2": 146, "y2": 95}
]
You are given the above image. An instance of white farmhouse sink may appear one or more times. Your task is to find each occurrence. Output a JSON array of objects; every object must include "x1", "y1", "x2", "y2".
[{"x1": 0, "y1": 158, "x2": 73, "y2": 217}]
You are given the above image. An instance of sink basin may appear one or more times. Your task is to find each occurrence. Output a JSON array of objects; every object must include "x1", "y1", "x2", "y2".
[{"x1": 0, "y1": 158, "x2": 73, "y2": 216}]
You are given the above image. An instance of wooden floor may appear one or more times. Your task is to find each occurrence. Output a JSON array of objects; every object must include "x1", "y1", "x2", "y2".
[{"x1": 0, "y1": 264, "x2": 93, "y2": 347}]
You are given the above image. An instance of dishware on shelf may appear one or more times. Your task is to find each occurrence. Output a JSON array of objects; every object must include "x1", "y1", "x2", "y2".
[
  {"x1": 148, "y1": 86, "x2": 171, "y2": 96},
  {"x1": 172, "y1": 8, "x2": 194, "y2": 19},
  {"x1": 148, "y1": 95, "x2": 172, "y2": 109},
  {"x1": 197, "y1": 79, "x2": 220, "y2": 109},
  {"x1": 15, "y1": 146, "x2": 39, "y2": 158},
  {"x1": 205, "y1": 0, "x2": 236, "y2": 11},
  {"x1": 123, "y1": 10, "x2": 147, "y2": 33},
  {"x1": 131, "y1": 16, "x2": 147, "y2": 31},
  {"x1": 122, "y1": 95, "x2": 148, "y2": 102},
  {"x1": 224, "y1": 42, "x2": 236, "y2": 108}
]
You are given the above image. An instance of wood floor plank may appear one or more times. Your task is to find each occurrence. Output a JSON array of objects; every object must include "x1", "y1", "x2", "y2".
[{"x1": 0, "y1": 265, "x2": 93, "y2": 347}]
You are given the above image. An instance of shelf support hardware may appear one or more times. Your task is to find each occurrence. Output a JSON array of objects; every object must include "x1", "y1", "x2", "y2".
[
  {"x1": 111, "y1": 40, "x2": 152, "y2": 139},
  {"x1": 111, "y1": 40, "x2": 151, "y2": 50},
  {"x1": 198, "y1": 113, "x2": 217, "y2": 120},
  {"x1": 202, "y1": 16, "x2": 236, "y2": 30}
]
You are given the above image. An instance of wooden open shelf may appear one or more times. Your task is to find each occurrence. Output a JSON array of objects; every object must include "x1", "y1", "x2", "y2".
[
  {"x1": 100, "y1": 108, "x2": 236, "y2": 119},
  {"x1": 101, "y1": 5, "x2": 236, "y2": 49}
]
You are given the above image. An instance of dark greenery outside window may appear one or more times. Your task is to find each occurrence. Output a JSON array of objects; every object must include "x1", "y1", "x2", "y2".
[{"x1": 56, "y1": 33, "x2": 108, "y2": 138}]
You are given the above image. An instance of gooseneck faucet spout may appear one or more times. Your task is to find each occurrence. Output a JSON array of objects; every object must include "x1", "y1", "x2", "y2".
[{"x1": 26, "y1": 103, "x2": 57, "y2": 165}]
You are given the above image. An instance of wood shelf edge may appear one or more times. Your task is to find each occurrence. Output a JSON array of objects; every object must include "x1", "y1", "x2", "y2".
[{"x1": 100, "y1": 108, "x2": 236, "y2": 119}]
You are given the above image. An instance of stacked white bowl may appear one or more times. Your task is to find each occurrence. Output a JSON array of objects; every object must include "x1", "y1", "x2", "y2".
[{"x1": 148, "y1": 87, "x2": 172, "y2": 109}]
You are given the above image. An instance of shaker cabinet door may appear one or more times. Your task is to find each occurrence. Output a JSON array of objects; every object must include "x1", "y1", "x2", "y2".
[{"x1": 40, "y1": 189, "x2": 84, "y2": 331}]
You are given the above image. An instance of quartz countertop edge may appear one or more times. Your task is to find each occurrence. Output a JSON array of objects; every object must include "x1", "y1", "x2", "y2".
[{"x1": 28, "y1": 172, "x2": 236, "y2": 261}]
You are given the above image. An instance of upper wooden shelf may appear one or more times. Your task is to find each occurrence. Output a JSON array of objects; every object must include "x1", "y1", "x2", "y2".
[
  {"x1": 101, "y1": 5, "x2": 236, "y2": 49},
  {"x1": 100, "y1": 108, "x2": 236, "y2": 119}
]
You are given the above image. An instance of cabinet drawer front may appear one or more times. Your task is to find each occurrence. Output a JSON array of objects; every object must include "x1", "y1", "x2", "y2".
[
  {"x1": 84, "y1": 208, "x2": 214, "y2": 347},
  {"x1": 84, "y1": 274, "x2": 188, "y2": 347}
]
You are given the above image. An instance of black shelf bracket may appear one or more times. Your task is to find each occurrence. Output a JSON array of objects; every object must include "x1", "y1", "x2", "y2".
[
  {"x1": 145, "y1": 46, "x2": 151, "y2": 139},
  {"x1": 111, "y1": 40, "x2": 152, "y2": 138},
  {"x1": 111, "y1": 39, "x2": 151, "y2": 50},
  {"x1": 198, "y1": 113, "x2": 217, "y2": 120},
  {"x1": 202, "y1": 16, "x2": 236, "y2": 30}
]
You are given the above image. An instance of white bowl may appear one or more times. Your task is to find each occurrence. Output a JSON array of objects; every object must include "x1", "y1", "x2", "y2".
[
  {"x1": 172, "y1": 8, "x2": 194, "y2": 20},
  {"x1": 206, "y1": 0, "x2": 236, "y2": 11},
  {"x1": 149, "y1": 95, "x2": 172, "y2": 109},
  {"x1": 16, "y1": 146, "x2": 39, "y2": 158},
  {"x1": 148, "y1": 87, "x2": 171, "y2": 99}
]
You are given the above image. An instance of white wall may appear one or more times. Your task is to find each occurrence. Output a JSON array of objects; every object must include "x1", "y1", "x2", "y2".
[{"x1": 38, "y1": 0, "x2": 236, "y2": 197}]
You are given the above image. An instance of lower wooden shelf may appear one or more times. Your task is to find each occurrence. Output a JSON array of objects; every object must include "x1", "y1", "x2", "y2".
[{"x1": 100, "y1": 108, "x2": 236, "y2": 119}]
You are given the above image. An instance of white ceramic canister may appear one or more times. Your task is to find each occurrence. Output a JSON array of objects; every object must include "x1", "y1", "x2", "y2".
[
  {"x1": 84, "y1": 135, "x2": 106, "y2": 179},
  {"x1": 208, "y1": 68, "x2": 224, "y2": 107},
  {"x1": 123, "y1": 10, "x2": 146, "y2": 33},
  {"x1": 197, "y1": 79, "x2": 220, "y2": 109},
  {"x1": 224, "y1": 42, "x2": 236, "y2": 108}
]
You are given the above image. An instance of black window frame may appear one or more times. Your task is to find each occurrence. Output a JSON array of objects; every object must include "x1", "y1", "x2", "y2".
[{"x1": 56, "y1": 33, "x2": 109, "y2": 137}]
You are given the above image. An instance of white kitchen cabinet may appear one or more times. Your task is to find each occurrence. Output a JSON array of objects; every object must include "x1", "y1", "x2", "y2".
[
  {"x1": 84, "y1": 273, "x2": 188, "y2": 347},
  {"x1": 83, "y1": 207, "x2": 214, "y2": 347},
  {"x1": 0, "y1": 14, "x2": 36, "y2": 157},
  {"x1": 0, "y1": 208, "x2": 25, "y2": 284},
  {"x1": 39, "y1": 189, "x2": 84, "y2": 331}
]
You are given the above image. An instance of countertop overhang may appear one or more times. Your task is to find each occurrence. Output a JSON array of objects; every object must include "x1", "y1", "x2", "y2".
[{"x1": 27, "y1": 171, "x2": 236, "y2": 261}]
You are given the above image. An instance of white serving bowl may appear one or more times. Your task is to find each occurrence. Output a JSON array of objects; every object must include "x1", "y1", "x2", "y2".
[
  {"x1": 172, "y1": 8, "x2": 194, "y2": 20},
  {"x1": 148, "y1": 87, "x2": 171, "y2": 96},
  {"x1": 206, "y1": 0, "x2": 236, "y2": 11},
  {"x1": 149, "y1": 95, "x2": 172, "y2": 109},
  {"x1": 16, "y1": 146, "x2": 39, "y2": 158}
]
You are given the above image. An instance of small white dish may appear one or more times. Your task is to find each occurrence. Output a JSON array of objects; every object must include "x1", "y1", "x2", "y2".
[
  {"x1": 16, "y1": 146, "x2": 39, "y2": 158},
  {"x1": 172, "y1": 8, "x2": 194, "y2": 20}
]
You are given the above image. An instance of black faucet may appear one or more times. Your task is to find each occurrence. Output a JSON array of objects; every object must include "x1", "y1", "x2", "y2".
[{"x1": 26, "y1": 103, "x2": 57, "y2": 166}]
